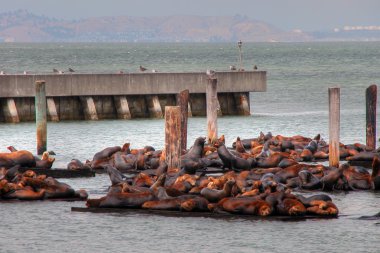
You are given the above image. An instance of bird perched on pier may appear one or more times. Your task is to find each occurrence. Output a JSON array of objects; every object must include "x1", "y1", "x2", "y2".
[
  {"x1": 151, "y1": 69, "x2": 158, "y2": 73},
  {"x1": 68, "y1": 68, "x2": 75, "y2": 73},
  {"x1": 253, "y1": 65, "x2": 258, "y2": 70},
  {"x1": 118, "y1": 70, "x2": 124, "y2": 74},
  {"x1": 23, "y1": 71, "x2": 28, "y2": 75},
  {"x1": 206, "y1": 69, "x2": 216, "y2": 78},
  {"x1": 139, "y1": 65, "x2": 147, "y2": 72},
  {"x1": 229, "y1": 65, "x2": 237, "y2": 71}
]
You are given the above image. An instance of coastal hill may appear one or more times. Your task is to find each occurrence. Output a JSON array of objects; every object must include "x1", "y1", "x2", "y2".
[{"x1": 0, "y1": 10, "x2": 311, "y2": 42}]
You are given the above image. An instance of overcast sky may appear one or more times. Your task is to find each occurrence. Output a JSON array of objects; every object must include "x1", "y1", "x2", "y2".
[{"x1": 2, "y1": 0, "x2": 380, "y2": 31}]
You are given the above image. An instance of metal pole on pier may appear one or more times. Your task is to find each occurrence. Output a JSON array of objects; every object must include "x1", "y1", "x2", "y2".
[
  {"x1": 176, "y1": 90, "x2": 189, "y2": 154},
  {"x1": 329, "y1": 87, "x2": 340, "y2": 167},
  {"x1": 35, "y1": 80, "x2": 47, "y2": 155},
  {"x1": 366, "y1": 84, "x2": 377, "y2": 150},
  {"x1": 165, "y1": 106, "x2": 182, "y2": 169},
  {"x1": 206, "y1": 76, "x2": 218, "y2": 144}
]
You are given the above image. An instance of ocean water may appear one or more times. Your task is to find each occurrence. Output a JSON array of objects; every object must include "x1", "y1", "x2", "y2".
[{"x1": 0, "y1": 42, "x2": 380, "y2": 252}]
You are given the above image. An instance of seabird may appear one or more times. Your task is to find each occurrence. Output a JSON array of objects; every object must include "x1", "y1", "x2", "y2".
[
  {"x1": 53, "y1": 68, "x2": 59, "y2": 73},
  {"x1": 68, "y1": 68, "x2": 75, "y2": 72},
  {"x1": 23, "y1": 71, "x2": 28, "y2": 75},
  {"x1": 229, "y1": 65, "x2": 237, "y2": 71},
  {"x1": 253, "y1": 65, "x2": 258, "y2": 70},
  {"x1": 206, "y1": 69, "x2": 216, "y2": 78},
  {"x1": 139, "y1": 65, "x2": 147, "y2": 72},
  {"x1": 118, "y1": 70, "x2": 124, "y2": 74},
  {"x1": 151, "y1": 69, "x2": 158, "y2": 73}
]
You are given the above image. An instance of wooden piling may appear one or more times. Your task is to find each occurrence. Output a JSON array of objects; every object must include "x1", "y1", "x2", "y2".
[
  {"x1": 165, "y1": 106, "x2": 181, "y2": 169},
  {"x1": 188, "y1": 102, "x2": 193, "y2": 117},
  {"x1": 176, "y1": 90, "x2": 189, "y2": 154},
  {"x1": 328, "y1": 87, "x2": 340, "y2": 167},
  {"x1": 3, "y1": 98, "x2": 20, "y2": 123},
  {"x1": 147, "y1": 95, "x2": 163, "y2": 118},
  {"x1": 366, "y1": 84, "x2": 377, "y2": 150},
  {"x1": 206, "y1": 77, "x2": 218, "y2": 144},
  {"x1": 80, "y1": 96, "x2": 98, "y2": 120},
  {"x1": 47, "y1": 98, "x2": 59, "y2": 122},
  {"x1": 35, "y1": 80, "x2": 47, "y2": 155},
  {"x1": 114, "y1": 96, "x2": 132, "y2": 119}
]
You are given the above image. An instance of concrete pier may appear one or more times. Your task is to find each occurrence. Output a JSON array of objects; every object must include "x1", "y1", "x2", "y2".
[{"x1": 0, "y1": 71, "x2": 266, "y2": 122}]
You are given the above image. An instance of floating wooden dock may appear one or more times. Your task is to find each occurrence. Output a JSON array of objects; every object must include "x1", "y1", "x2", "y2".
[
  {"x1": 71, "y1": 207, "x2": 338, "y2": 220},
  {"x1": 0, "y1": 71, "x2": 266, "y2": 123}
]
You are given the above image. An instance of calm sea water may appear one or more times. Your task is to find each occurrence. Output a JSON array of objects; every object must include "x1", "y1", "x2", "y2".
[{"x1": 0, "y1": 42, "x2": 380, "y2": 252}]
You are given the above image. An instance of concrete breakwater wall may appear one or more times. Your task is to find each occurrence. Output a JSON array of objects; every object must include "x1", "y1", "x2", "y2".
[{"x1": 0, "y1": 71, "x2": 266, "y2": 123}]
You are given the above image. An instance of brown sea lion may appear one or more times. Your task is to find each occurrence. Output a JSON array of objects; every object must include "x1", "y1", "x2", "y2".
[
  {"x1": 0, "y1": 150, "x2": 36, "y2": 168},
  {"x1": 214, "y1": 140, "x2": 255, "y2": 171},
  {"x1": 91, "y1": 146, "x2": 121, "y2": 169},
  {"x1": 35, "y1": 151, "x2": 55, "y2": 169},
  {"x1": 2, "y1": 187, "x2": 45, "y2": 200},
  {"x1": 215, "y1": 197, "x2": 273, "y2": 216},
  {"x1": 277, "y1": 198, "x2": 306, "y2": 216},
  {"x1": 371, "y1": 156, "x2": 380, "y2": 190},
  {"x1": 200, "y1": 179, "x2": 235, "y2": 202},
  {"x1": 99, "y1": 191, "x2": 156, "y2": 208},
  {"x1": 180, "y1": 196, "x2": 209, "y2": 212}
]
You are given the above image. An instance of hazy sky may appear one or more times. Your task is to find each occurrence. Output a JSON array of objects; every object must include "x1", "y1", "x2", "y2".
[{"x1": 2, "y1": 0, "x2": 380, "y2": 31}]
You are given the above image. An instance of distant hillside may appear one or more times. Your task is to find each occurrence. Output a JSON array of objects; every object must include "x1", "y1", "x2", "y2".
[{"x1": 0, "y1": 10, "x2": 312, "y2": 42}]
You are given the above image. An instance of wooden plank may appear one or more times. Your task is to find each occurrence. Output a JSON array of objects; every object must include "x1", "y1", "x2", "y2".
[
  {"x1": 165, "y1": 106, "x2": 181, "y2": 169},
  {"x1": 35, "y1": 80, "x2": 47, "y2": 155},
  {"x1": 366, "y1": 84, "x2": 377, "y2": 150},
  {"x1": 176, "y1": 90, "x2": 189, "y2": 154},
  {"x1": 206, "y1": 77, "x2": 218, "y2": 144},
  {"x1": 71, "y1": 207, "x2": 338, "y2": 220},
  {"x1": 329, "y1": 87, "x2": 340, "y2": 167}
]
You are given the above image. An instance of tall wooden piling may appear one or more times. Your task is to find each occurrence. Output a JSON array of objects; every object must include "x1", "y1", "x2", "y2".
[
  {"x1": 329, "y1": 87, "x2": 340, "y2": 167},
  {"x1": 35, "y1": 80, "x2": 47, "y2": 155},
  {"x1": 147, "y1": 95, "x2": 163, "y2": 118},
  {"x1": 206, "y1": 77, "x2": 218, "y2": 144},
  {"x1": 176, "y1": 90, "x2": 189, "y2": 154},
  {"x1": 366, "y1": 84, "x2": 377, "y2": 150},
  {"x1": 165, "y1": 106, "x2": 181, "y2": 168},
  {"x1": 80, "y1": 96, "x2": 98, "y2": 120}
]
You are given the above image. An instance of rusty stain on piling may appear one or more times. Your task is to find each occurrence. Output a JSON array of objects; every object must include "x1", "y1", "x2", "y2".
[
  {"x1": 165, "y1": 106, "x2": 181, "y2": 169},
  {"x1": 35, "y1": 80, "x2": 47, "y2": 155}
]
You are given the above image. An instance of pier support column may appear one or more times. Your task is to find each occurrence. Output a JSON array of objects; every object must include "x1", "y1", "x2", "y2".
[
  {"x1": 329, "y1": 87, "x2": 340, "y2": 168},
  {"x1": 80, "y1": 96, "x2": 98, "y2": 120},
  {"x1": 234, "y1": 92, "x2": 251, "y2": 115},
  {"x1": 216, "y1": 97, "x2": 222, "y2": 116},
  {"x1": 176, "y1": 90, "x2": 189, "y2": 153},
  {"x1": 188, "y1": 102, "x2": 193, "y2": 117},
  {"x1": 47, "y1": 98, "x2": 59, "y2": 122},
  {"x1": 165, "y1": 106, "x2": 181, "y2": 169},
  {"x1": 366, "y1": 84, "x2": 377, "y2": 150},
  {"x1": 35, "y1": 81, "x2": 47, "y2": 155},
  {"x1": 147, "y1": 95, "x2": 163, "y2": 118},
  {"x1": 206, "y1": 77, "x2": 218, "y2": 144},
  {"x1": 3, "y1": 98, "x2": 20, "y2": 123},
  {"x1": 114, "y1": 96, "x2": 132, "y2": 119}
]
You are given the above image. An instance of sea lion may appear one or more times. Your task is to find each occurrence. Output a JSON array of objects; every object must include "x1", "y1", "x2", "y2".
[
  {"x1": 371, "y1": 156, "x2": 380, "y2": 190},
  {"x1": 2, "y1": 187, "x2": 46, "y2": 200},
  {"x1": 104, "y1": 165, "x2": 127, "y2": 186},
  {"x1": 215, "y1": 197, "x2": 273, "y2": 216},
  {"x1": 99, "y1": 191, "x2": 156, "y2": 208},
  {"x1": 298, "y1": 170, "x2": 322, "y2": 190},
  {"x1": 277, "y1": 198, "x2": 306, "y2": 216},
  {"x1": 214, "y1": 140, "x2": 255, "y2": 171},
  {"x1": 180, "y1": 196, "x2": 209, "y2": 212},
  {"x1": 35, "y1": 151, "x2": 55, "y2": 169},
  {"x1": 91, "y1": 146, "x2": 121, "y2": 169},
  {"x1": 320, "y1": 164, "x2": 346, "y2": 191},
  {"x1": 0, "y1": 150, "x2": 36, "y2": 168},
  {"x1": 200, "y1": 179, "x2": 235, "y2": 202}
]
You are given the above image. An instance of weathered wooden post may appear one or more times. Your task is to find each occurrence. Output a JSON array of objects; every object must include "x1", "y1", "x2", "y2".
[
  {"x1": 176, "y1": 90, "x2": 189, "y2": 154},
  {"x1": 329, "y1": 87, "x2": 340, "y2": 167},
  {"x1": 206, "y1": 77, "x2": 218, "y2": 144},
  {"x1": 35, "y1": 80, "x2": 47, "y2": 155},
  {"x1": 366, "y1": 84, "x2": 377, "y2": 150},
  {"x1": 165, "y1": 106, "x2": 181, "y2": 168}
]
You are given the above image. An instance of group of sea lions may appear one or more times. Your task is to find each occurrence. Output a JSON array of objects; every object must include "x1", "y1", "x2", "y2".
[
  {"x1": 0, "y1": 166, "x2": 88, "y2": 201},
  {"x1": 76, "y1": 132, "x2": 380, "y2": 192},
  {"x1": 86, "y1": 165, "x2": 339, "y2": 217}
]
